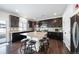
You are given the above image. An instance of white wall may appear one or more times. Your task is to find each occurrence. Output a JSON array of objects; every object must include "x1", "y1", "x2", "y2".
[
  {"x1": 63, "y1": 4, "x2": 77, "y2": 51},
  {"x1": 0, "y1": 11, "x2": 10, "y2": 42}
]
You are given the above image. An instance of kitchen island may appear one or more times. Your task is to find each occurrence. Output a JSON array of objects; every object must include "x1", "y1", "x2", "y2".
[{"x1": 20, "y1": 32, "x2": 47, "y2": 52}]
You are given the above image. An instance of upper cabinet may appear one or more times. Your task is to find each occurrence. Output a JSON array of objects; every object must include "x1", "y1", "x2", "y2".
[
  {"x1": 28, "y1": 21, "x2": 36, "y2": 28},
  {"x1": 38, "y1": 17, "x2": 62, "y2": 27},
  {"x1": 9, "y1": 15, "x2": 19, "y2": 27}
]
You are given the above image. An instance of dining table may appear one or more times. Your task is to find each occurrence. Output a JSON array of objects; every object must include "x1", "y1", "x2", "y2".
[{"x1": 20, "y1": 31, "x2": 47, "y2": 52}]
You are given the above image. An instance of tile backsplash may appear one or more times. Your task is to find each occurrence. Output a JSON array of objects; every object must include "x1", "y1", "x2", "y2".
[
  {"x1": 10, "y1": 27, "x2": 19, "y2": 33},
  {"x1": 35, "y1": 27, "x2": 62, "y2": 32}
]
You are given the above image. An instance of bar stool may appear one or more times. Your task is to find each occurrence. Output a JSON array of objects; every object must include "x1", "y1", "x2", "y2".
[
  {"x1": 20, "y1": 38, "x2": 29, "y2": 54},
  {"x1": 39, "y1": 37, "x2": 49, "y2": 53},
  {"x1": 43, "y1": 37, "x2": 49, "y2": 47},
  {"x1": 27, "y1": 40, "x2": 36, "y2": 53},
  {"x1": 39, "y1": 39, "x2": 45, "y2": 52}
]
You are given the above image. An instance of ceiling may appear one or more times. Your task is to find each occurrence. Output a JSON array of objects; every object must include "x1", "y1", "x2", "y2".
[{"x1": 0, "y1": 4, "x2": 68, "y2": 21}]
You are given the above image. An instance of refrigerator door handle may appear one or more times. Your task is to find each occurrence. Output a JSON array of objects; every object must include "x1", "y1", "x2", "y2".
[{"x1": 72, "y1": 21, "x2": 79, "y2": 48}]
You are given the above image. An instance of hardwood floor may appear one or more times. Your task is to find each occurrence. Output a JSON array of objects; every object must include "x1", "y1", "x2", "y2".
[
  {"x1": 38, "y1": 39, "x2": 69, "y2": 54},
  {"x1": 0, "y1": 39, "x2": 69, "y2": 54},
  {"x1": 47, "y1": 39, "x2": 64, "y2": 54}
]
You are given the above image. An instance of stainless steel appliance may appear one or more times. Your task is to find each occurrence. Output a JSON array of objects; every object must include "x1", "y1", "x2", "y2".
[{"x1": 71, "y1": 14, "x2": 79, "y2": 53}]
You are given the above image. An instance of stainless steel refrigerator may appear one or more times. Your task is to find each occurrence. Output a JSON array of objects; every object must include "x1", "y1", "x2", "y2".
[{"x1": 71, "y1": 14, "x2": 79, "y2": 53}]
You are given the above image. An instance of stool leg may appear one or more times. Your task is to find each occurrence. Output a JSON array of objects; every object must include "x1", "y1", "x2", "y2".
[
  {"x1": 31, "y1": 45, "x2": 32, "y2": 53},
  {"x1": 34, "y1": 45, "x2": 37, "y2": 52},
  {"x1": 24, "y1": 42, "x2": 26, "y2": 54},
  {"x1": 20, "y1": 43, "x2": 23, "y2": 54},
  {"x1": 20, "y1": 42, "x2": 26, "y2": 54}
]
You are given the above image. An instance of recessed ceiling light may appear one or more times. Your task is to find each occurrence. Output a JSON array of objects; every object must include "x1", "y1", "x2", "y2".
[{"x1": 53, "y1": 13, "x2": 57, "y2": 16}]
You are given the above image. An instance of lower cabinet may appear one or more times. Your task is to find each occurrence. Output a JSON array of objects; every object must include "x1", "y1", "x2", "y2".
[{"x1": 47, "y1": 32, "x2": 63, "y2": 41}]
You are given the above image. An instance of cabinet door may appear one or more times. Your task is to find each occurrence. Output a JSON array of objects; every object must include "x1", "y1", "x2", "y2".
[{"x1": 10, "y1": 15, "x2": 19, "y2": 27}]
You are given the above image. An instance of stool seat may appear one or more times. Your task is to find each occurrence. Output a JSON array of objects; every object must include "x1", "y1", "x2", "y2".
[{"x1": 29, "y1": 40, "x2": 36, "y2": 45}]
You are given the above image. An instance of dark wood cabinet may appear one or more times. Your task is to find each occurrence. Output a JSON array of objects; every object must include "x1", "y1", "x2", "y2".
[
  {"x1": 28, "y1": 21, "x2": 36, "y2": 28},
  {"x1": 9, "y1": 15, "x2": 19, "y2": 27},
  {"x1": 38, "y1": 17, "x2": 62, "y2": 27},
  {"x1": 47, "y1": 32, "x2": 63, "y2": 41},
  {"x1": 28, "y1": 21, "x2": 33, "y2": 28}
]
